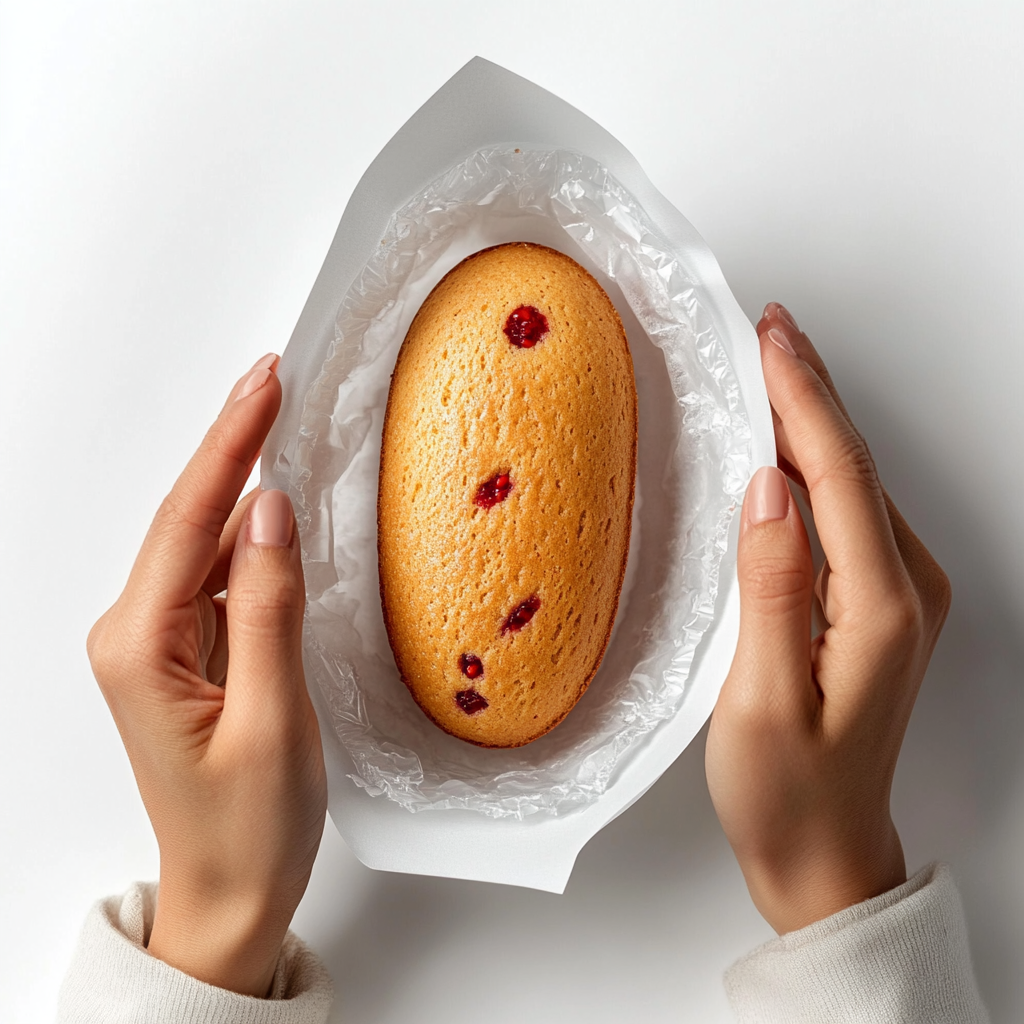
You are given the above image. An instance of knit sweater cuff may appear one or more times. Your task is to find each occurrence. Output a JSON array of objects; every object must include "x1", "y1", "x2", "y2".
[
  {"x1": 724, "y1": 863, "x2": 989, "y2": 1024},
  {"x1": 57, "y1": 882, "x2": 334, "y2": 1024}
]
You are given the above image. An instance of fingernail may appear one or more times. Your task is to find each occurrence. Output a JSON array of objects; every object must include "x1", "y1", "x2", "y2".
[
  {"x1": 235, "y1": 367, "x2": 272, "y2": 402},
  {"x1": 746, "y1": 466, "x2": 790, "y2": 525},
  {"x1": 253, "y1": 352, "x2": 279, "y2": 372},
  {"x1": 249, "y1": 490, "x2": 294, "y2": 547},
  {"x1": 765, "y1": 326, "x2": 797, "y2": 356},
  {"x1": 772, "y1": 304, "x2": 800, "y2": 331}
]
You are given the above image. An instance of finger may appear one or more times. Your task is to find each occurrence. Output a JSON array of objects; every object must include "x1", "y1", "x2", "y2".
[
  {"x1": 815, "y1": 558, "x2": 832, "y2": 624},
  {"x1": 757, "y1": 303, "x2": 854, "y2": 424},
  {"x1": 220, "y1": 490, "x2": 309, "y2": 727},
  {"x1": 757, "y1": 305, "x2": 853, "y2": 488},
  {"x1": 757, "y1": 305, "x2": 947, "y2": 635},
  {"x1": 203, "y1": 596, "x2": 230, "y2": 687},
  {"x1": 126, "y1": 355, "x2": 281, "y2": 615},
  {"x1": 722, "y1": 466, "x2": 819, "y2": 727},
  {"x1": 770, "y1": 400, "x2": 808, "y2": 492},
  {"x1": 218, "y1": 354, "x2": 281, "y2": 413},
  {"x1": 203, "y1": 488, "x2": 259, "y2": 597},
  {"x1": 881, "y1": 491, "x2": 952, "y2": 641},
  {"x1": 757, "y1": 322, "x2": 911, "y2": 629},
  {"x1": 197, "y1": 591, "x2": 218, "y2": 681}
]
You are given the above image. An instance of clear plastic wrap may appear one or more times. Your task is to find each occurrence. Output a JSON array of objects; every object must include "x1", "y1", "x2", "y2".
[{"x1": 290, "y1": 147, "x2": 751, "y2": 819}]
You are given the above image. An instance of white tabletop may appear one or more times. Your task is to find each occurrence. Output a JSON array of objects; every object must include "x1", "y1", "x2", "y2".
[{"x1": 2, "y1": 2, "x2": 1022, "y2": 1021}]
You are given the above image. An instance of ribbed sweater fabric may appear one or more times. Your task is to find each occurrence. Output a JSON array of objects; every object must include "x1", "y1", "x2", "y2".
[
  {"x1": 56, "y1": 882, "x2": 333, "y2": 1024},
  {"x1": 57, "y1": 864, "x2": 989, "y2": 1023},
  {"x1": 725, "y1": 863, "x2": 990, "y2": 1022}
]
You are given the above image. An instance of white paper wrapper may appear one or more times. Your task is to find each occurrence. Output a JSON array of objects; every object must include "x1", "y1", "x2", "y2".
[{"x1": 263, "y1": 59, "x2": 775, "y2": 890}]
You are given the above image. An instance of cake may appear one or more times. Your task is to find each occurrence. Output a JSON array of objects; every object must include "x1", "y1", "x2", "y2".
[{"x1": 377, "y1": 242, "x2": 637, "y2": 747}]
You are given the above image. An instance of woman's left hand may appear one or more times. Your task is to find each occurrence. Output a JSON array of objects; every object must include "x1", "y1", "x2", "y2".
[{"x1": 87, "y1": 354, "x2": 326, "y2": 997}]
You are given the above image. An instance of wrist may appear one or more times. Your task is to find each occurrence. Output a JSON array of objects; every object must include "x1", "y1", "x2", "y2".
[
  {"x1": 147, "y1": 877, "x2": 293, "y2": 997},
  {"x1": 739, "y1": 822, "x2": 907, "y2": 934}
]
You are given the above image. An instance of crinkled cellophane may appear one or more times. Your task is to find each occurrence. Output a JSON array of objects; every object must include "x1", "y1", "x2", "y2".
[{"x1": 292, "y1": 148, "x2": 751, "y2": 819}]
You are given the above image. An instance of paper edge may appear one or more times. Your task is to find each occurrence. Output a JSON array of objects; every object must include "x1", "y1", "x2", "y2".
[{"x1": 268, "y1": 57, "x2": 776, "y2": 891}]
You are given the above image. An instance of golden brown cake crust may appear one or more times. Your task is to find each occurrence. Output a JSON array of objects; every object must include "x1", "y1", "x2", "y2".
[{"x1": 378, "y1": 242, "x2": 637, "y2": 747}]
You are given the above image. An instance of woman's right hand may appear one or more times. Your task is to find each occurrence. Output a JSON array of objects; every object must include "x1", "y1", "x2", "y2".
[
  {"x1": 706, "y1": 303, "x2": 952, "y2": 935},
  {"x1": 87, "y1": 356, "x2": 326, "y2": 996}
]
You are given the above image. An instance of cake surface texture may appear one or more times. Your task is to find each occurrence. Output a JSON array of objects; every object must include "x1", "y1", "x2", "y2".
[{"x1": 377, "y1": 242, "x2": 637, "y2": 747}]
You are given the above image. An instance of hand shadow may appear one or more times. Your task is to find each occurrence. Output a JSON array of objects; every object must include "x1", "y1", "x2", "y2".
[{"x1": 850, "y1": 387, "x2": 1024, "y2": 1022}]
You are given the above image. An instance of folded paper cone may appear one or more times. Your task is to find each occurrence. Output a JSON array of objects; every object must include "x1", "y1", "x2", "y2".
[{"x1": 262, "y1": 57, "x2": 775, "y2": 892}]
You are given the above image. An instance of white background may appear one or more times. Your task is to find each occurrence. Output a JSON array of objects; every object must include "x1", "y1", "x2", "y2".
[{"x1": 2, "y1": 1, "x2": 1022, "y2": 1021}]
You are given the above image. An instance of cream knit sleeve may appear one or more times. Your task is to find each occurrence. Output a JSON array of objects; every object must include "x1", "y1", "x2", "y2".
[
  {"x1": 56, "y1": 882, "x2": 334, "y2": 1024},
  {"x1": 724, "y1": 863, "x2": 990, "y2": 1023}
]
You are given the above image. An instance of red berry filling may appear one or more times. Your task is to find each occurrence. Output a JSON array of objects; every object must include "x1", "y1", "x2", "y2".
[
  {"x1": 503, "y1": 306, "x2": 549, "y2": 348},
  {"x1": 459, "y1": 653, "x2": 484, "y2": 679},
  {"x1": 474, "y1": 472, "x2": 513, "y2": 508},
  {"x1": 501, "y1": 595, "x2": 541, "y2": 635},
  {"x1": 455, "y1": 688, "x2": 489, "y2": 714}
]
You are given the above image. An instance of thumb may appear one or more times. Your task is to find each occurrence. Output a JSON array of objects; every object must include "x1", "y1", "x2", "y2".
[
  {"x1": 728, "y1": 465, "x2": 817, "y2": 720},
  {"x1": 223, "y1": 489, "x2": 308, "y2": 718}
]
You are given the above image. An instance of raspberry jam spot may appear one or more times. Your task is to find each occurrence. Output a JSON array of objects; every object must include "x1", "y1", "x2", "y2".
[
  {"x1": 501, "y1": 595, "x2": 541, "y2": 635},
  {"x1": 504, "y1": 306, "x2": 549, "y2": 348},
  {"x1": 474, "y1": 472, "x2": 514, "y2": 508},
  {"x1": 459, "y1": 653, "x2": 484, "y2": 679},
  {"x1": 455, "y1": 688, "x2": 489, "y2": 715}
]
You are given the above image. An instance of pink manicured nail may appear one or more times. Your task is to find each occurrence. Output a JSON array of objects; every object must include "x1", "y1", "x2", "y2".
[
  {"x1": 746, "y1": 466, "x2": 790, "y2": 525},
  {"x1": 765, "y1": 326, "x2": 797, "y2": 356},
  {"x1": 235, "y1": 367, "x2": 272, "y2": 402},
  {"x1": 249, "y1": 490, "x2": 294, "y2": 547},
  {"x1": 772, "y1": 304, "x2": 800, "y2": 330},
  {"x1": 252, "y1": 352, "x2": 279, "y2": 372}
]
